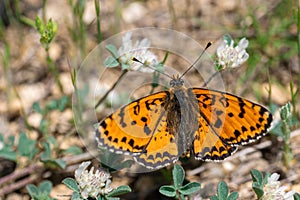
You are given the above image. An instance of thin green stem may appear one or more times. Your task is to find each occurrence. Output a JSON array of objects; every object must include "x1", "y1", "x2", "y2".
[
  {"x1": 94, "y1": 0, "x2": 102, "y2": 43},
  {"x1": 47, "y1": 52, "x2": 64, "y2": 93},
  {"x1": 168, "y1": 0, "x2": 177, "y2": 27},
  {"x1": 42, "y1": 0, "x2": 47, "y2": 22},
  {"x1": 297, "y1": 0, "x2": 300, "y2": 85},
  {"x1": 282, "y1": 118, "x2": 293, "y2": 167},
  {"x1": 201, "y1": 70, "x2": 221, "y2": 88}
]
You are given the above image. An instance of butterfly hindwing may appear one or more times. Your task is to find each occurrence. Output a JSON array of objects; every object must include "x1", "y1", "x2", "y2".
[
  {"x1": 192, "y1": 88, "x2": 272, "y2": 160},
  {"x1": 96, "y1": 91, "x2": 178, "y2": 169},
  {"x1": 194, "y1": 116, "x2": 237, "y2": 161}
]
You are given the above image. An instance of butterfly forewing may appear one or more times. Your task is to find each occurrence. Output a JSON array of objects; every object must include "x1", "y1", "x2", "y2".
[
  {"x1": 192, "y1": 88, "x2": 273, "y2": 160},
  {"x1": 96, "y1": 91, "x2": 179, "y2": 169}
]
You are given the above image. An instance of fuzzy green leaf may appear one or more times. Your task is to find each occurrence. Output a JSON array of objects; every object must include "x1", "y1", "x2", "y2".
[
  {"x1": 159, "y1": 185, "x2": 176, "y2": 197},
  {"x1": 104, "y1": 56, "x2": 119, "y2": 67},
  {"x1": 223, "y1": 35, "x2": 232, "y2": 45},
  {"x1": 18, "y1": 132, "x2": 37, "y2": 159},
  {"x1": 63, "y1": 178, "x2": 80, "y2": 192},
  {"x1": 26, "y1": 184, "x2": 39, "y2": 197},
  {"x1": 250, "y1": 169, "x2": 263, "y2": 184},
  {"x1": 105, "y1": 197, "x2": 120, "y2": 200},
  {"x1": 54, "y1": 159, "x2": 66, "y2": 169},
  {"x1": 173, "y1": 164, "x2": 185, "y2": 189},
  {"x1": 107, "y1": 185, "x2": 131, "y2": 197},
  {"x1": 71, "y1": 192, "x2": 83, "y2": 200},
  {"x1": 63, "y1": 146, "x2": 83, "y2": 155},
  {"x1": 40, "y1": 142, "x2": 51, "y2": 160},
  {"x1": 294, "y1": 193, "x2": 300, "y2": 200},
  {"x1": 252, "y1": 182, "x2": 264, "y2": 199},
  {"x1": 121, "y1": 63, "x2": 129, "y2": 70},
  {"x1": 0, "y1": 148, "x2": 17, "y2": 161},
  {"x1": 106, "y1": 44, "x2": 118, "y2": 58},
  {"x1": 210, "y1": 195, "x2": 218, "y2": 200},
  {"x1": 280, "y1": 102, "x2": 291, "y2": 120},
  {"x1": 178, "y1": 182, "x2": 201, "y2": 195},
  {"x1": 39, "y1": 181, "x2": 52, "y2": 194},
  {"x1": 227, "y1": 192, "x2": 239, "y2": 200},
  {"x1": 217, "y1": 181, "x2": 228, "y2": 200},
  {"x1": 33, "y1": 102, "x2": 43, "y2": 114}
]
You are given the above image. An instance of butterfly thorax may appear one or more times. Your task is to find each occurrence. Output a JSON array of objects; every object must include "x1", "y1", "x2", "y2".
[{"x1": 166, "y1": 78, "x2": 200, "y2": 156}]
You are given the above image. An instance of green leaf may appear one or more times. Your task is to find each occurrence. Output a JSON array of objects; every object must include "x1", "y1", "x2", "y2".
[
  {"x1": 0, "y1": 148, "x2": 17, "y2": 161},
  {"x1": 8, "y1": 135, "x2": 15, "y2": 146},
  {"x1": 159, "y1": 185, "x2": 176, "y2": 197},
  {"x1": 223, "y1": 35, "x2": 232, "y2": 45},
  {"x1": 71, "y1": 192, "x2": 83, "y2": 200},
  {"x1": 280, "y1": 102, "x2": 291, "y2": 120},
  {"x1": 57, "y1": 96, "x2": 69, "y2": 111},
  {"x1": 106, "y1": 44, "x2": 118, "y2": 58},
  {"x1": 105, "y1": 197, "x2": 120, "y2": 200},
  {"x1": 252, "y1": 182, "x2": 264, "y2": 199},
  {"x1": 96, "y1": 196, "x2": 105, "y2": 200},
  {"x1": 40, "y1": 142, "x2": 51, "y2": 161},
  {"x1": 33, "y1": 102, "x2": 43, "y2": 114},
  {"x1": 63, "y1": 146, "x2": 83, "y2": 155},
  {"x1": 39, "y1": 181, "x2": 53, "y2": 194},
  {"x1": 46, "y1": 136, "x2": 57, "y2": 146},
  {"x1": 26, "y1": 184, "x2": 39, "y2": 197},
  {"x1": 210, "y1": 195, "x2": 218, "y2": 200},
  {"x1": 18, "y1": 132, "x2": 37, "y2": 159},
  {"x1": 178, "y1": 182, "x2": 201, "y2": 195},
  {"x1": 227, "y1": 192, "x2": 239, "y2": 200},
  {"x1": 35, "y1": 16, "x2": 43, "y2": 33},
  {"x1": 0, "y1": 134, "x2": 16, "y2": 160},
  {"x1": 173, "y1": 164, "x2": 185, "y2": 189},
  {"x1": 217, "y1": 181, "x2": 228, "y2": 200},
  {"x1": 121, "y1": 63, "x2": 129, "y2": 70},
  {"x1": 39, "y1": 118, "x2": 48, "y2": 135},
  {"x1": 250, "y1": 169, "x2": 263, "y2": 184},
  {"x1": 54, "y1": 159, "x2": 66, "y2": 169},
  {"x1": 46, "y1": 99, "x2": 58, "y2": 111},
  {"x1": 104, "y1": 56, "x2": 119, "y2": 67},
  {"x1": 107, "y1": 185, "x2": 131, "y2": 197},
  {"x1": 63, "y1": 178, "x2": 80, "y2": 192},
  {"x1": 294, "y1": 193, "x2": 300, "y2": 200}
]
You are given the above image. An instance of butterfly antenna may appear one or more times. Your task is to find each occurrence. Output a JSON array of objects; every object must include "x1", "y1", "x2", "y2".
[
  {"x1": 132, "y1": 57, "x2": 173, "y2": 79},
  {"x1": 180, "y1": 41, "x2": 212, "y2": 79}
]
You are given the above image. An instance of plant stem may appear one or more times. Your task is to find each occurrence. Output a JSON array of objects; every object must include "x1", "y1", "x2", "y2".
[
  {"x1": 201, "y1": 70, "x2": 221, "y2": 87},
  {"x1": 95, "y1": 70, "x2": 128, "y2": 109},
  {"x1": 47, "y1": 52, "x2": 64, "y2": 93},
  {"x1": 94, "y1": 0, "x2": 102, "y2": 43}
]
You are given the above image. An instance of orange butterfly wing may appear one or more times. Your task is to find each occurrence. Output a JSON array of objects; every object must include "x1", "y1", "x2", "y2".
[
  {"x1": 192, "y1": 88, "x2": 273, "y2": 161},
  {"x1": 96, "y1": 91, "x2": 178, "y2": 169}
]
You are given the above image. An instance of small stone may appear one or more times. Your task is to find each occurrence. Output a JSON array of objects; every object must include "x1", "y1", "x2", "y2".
[{"x1": 122, "y1": 3, "x2": 146, "y2": 23}]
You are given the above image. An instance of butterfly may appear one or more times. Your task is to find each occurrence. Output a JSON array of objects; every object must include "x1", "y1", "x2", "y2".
[{"x1": 95, "y1": 72, "x2": 273, "y2": 170}]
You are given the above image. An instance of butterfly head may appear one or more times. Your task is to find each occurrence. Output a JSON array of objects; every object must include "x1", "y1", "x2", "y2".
[{"x1": 170, "y1": 75, "x2": 184, "y2": 88}]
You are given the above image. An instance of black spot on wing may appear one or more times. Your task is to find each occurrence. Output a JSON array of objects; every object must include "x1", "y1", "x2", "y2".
[{"x1": 118, "y1": 107, "x2": 127, "y2": 128}]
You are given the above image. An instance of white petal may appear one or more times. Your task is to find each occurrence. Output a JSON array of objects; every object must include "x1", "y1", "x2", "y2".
[{"x1": 75, "y1": 161, "x2": 91, "y2": 180}]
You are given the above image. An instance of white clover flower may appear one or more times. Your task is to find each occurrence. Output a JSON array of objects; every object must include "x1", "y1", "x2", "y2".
[
  {"x1": 117, "y1": 32, "x2": 158, "y2": 73},
  {"x1": 261, "y1": 173, "x2": 295, "y2": 200},
  {"x1": 216, "y1": 37, "x2": 249, "y2": 69},
  {"x1": 75, "y1": 161, "x2": 113, "y2": 199}
]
